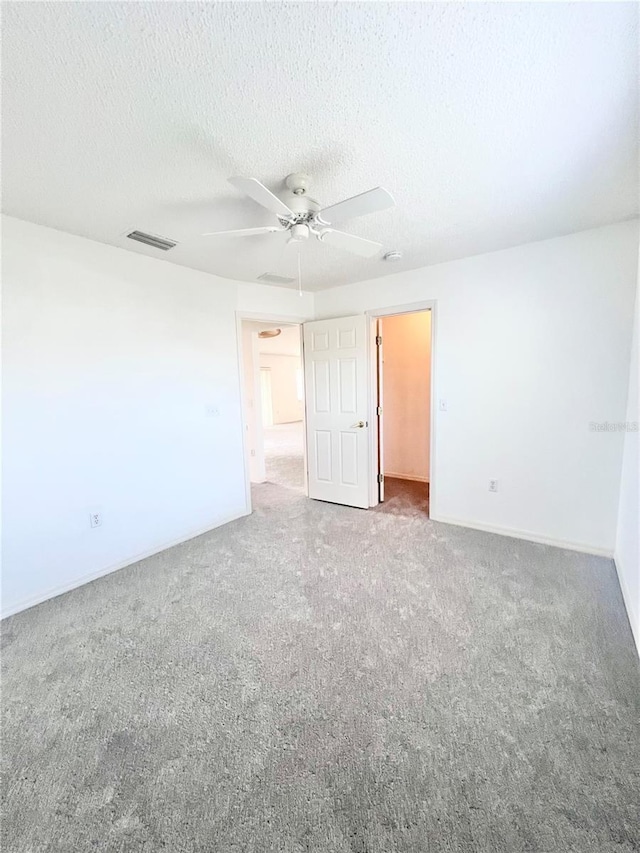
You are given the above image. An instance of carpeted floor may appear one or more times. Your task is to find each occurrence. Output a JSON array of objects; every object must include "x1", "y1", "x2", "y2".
[
  {"x1": 264, "y1": 421, "x2": 305, "y2": 491},
  {"x1": 375, "y1": 477, "x2": 430, "y2": 517},
  {"x1": 2, "y1": 484, "x2": 639, "y2": 852}
]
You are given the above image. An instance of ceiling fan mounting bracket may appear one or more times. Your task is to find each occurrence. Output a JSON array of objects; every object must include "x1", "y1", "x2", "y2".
[{"x1": 285, "y1": 172, "x2": 311, "y2": 196}]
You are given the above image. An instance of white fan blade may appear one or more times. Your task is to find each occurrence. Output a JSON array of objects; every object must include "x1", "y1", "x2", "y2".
[
  {"x1": 228, "y1": 176, "x2": 295, "y2": 218},
  {"x1": 202, "y1": 226, "x2": 285, "y2": 237},
  {"x1": 318, "y1": 187, "x2": 395, "y2": 224},
  {"x1": 318, "y1": 229, "x2": 383, "y2": 258}
]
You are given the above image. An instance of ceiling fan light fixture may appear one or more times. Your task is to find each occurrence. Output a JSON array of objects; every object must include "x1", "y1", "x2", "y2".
[
  {"x1": 288, "y1": 223, "x2": 309, "y2": 242},
  {"x1": 257, "y1": 272, "x2": 295, "y2": 285}
]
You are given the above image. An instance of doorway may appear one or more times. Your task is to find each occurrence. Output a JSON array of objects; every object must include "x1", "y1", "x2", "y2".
[
  {"x1": 240, "y1": 306, "x2": 435, "y2": 515},
  {"x1": 240, "y1": 320, "x2": 306, "y2": 495},
  {"x1": 301, "y1": 309, "x2": 435, "y2": 513},
  {"x1": 374, "y1": 310, "x2": 432, "y2": 517}
]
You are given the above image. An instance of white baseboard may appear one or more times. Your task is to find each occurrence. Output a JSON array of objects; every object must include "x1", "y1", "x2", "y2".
[
  {"x1": 614, "y1": 552, "x2": 640, "y2": 659},
  {"x1": 1, "y1": 508, "x2": 250, "y2": 620},
  {"x1": 385, "y1": 472, "x2": 430, "y2": 483},
  {"x1": 432, "y1": 514, "x2": 614, "y2": 558}
]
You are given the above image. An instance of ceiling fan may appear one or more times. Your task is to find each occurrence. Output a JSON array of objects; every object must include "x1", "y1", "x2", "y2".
[{"x1": 202, "y1": 173, "x2": 395, "y2": 258}]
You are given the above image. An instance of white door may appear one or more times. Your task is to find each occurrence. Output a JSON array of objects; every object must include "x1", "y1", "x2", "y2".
[{"x1": 303, "y1": 315, "x2": 370, "y2": 508}]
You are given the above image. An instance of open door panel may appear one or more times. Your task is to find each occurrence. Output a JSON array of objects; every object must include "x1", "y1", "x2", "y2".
[{"x1": 303, "y1": 315, "x2": 370, "y2": 509}]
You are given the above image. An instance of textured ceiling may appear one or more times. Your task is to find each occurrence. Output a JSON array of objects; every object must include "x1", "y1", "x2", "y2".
[{"x1": 2, "y1": 2, "x2": 638, "y2": 291}]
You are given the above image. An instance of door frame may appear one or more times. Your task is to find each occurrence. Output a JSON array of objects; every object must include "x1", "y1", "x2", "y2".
[
  {"x1": 365, "y1": 300, "x2": 438, "y2": 514},
  {"x1": 259, "y1": 367, "x2": 274, "y2": 427},
  {"x1": 236, "y1": 311, "x2": 309, "y2": 515}
]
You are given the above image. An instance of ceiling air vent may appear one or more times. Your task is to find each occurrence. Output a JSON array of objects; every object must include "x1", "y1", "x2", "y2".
[
  {"x1": 126, "y1": 230, "x2": 177, "y2": 251},
  {"x1": 257, "y1": 272, "x2": 295, "y2": 285}
]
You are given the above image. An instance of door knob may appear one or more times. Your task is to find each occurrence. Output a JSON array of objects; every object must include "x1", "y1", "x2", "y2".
[{"x1": 355, "y1": 420, "x2": 366, "y2": 428}]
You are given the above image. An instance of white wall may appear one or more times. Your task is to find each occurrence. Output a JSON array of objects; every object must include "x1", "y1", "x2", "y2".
[
  {"x1": 1, "y1": 216, "x2": 312, "y2": 616},
  {"x1": 615, "y1": 268, "x2": 639, "y2": 655},
  {"x1": 237, "y1": 284, "x2": 312, "y2": 319},
  {"x1": 317, "y1": 221, "x2": 639, "y2": 554},
  {"x1": 382, "y1": 312, "x2": 431, "y2": 481},
  {"x1": 3, "y1": 213, "x2": 638, "y2": 625}
]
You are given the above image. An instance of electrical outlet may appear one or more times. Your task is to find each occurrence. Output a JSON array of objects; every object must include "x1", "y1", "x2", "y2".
[
  {"x1": 89, "y1": 512, "x2": 102, "y2": 528},
  {"x1": 488, "y1": 479, "x2": 499, "y2": 493}
]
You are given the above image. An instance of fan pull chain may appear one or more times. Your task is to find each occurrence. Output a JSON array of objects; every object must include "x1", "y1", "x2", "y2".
[{"x1": 298, "y1": 249, "x2": 302, "y2": 297}]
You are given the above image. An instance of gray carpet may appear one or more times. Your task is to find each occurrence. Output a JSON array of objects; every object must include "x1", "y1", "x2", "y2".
[
  {"x1": 264, "y1": 421, "x2": 305, "y2": 491},
  {"x1": 2, "y1": 484, "x2": 639, "y2": 852}
]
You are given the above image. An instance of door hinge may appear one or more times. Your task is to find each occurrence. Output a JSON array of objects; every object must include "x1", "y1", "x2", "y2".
[
  {"x1": 377, "y1": 473, "x2": 384, "y2": 484},
  {"x1": 375, "y1": 335, "x2": 382, "y2": 346},
  {"x1": 376, "y1": 406, "x2": 382, "y2": 416}
]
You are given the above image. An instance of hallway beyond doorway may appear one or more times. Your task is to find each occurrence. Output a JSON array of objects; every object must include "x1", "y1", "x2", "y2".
[{"x1": 264, "y1": 421, "x2": 305, "y2": 491}]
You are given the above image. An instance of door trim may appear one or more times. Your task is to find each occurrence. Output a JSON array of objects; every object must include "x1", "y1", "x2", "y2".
[
  {"x1": 376, "y1": 319, "x2": 384, "y2": 502},
  {"x1": 365, "y1": 300, "x2": 437, "y2": 514}
]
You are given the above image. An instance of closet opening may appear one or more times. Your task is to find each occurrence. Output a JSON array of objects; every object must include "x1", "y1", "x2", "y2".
[{"x1": 374, "y1": 310, "x2": 432, "y2": 517}]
